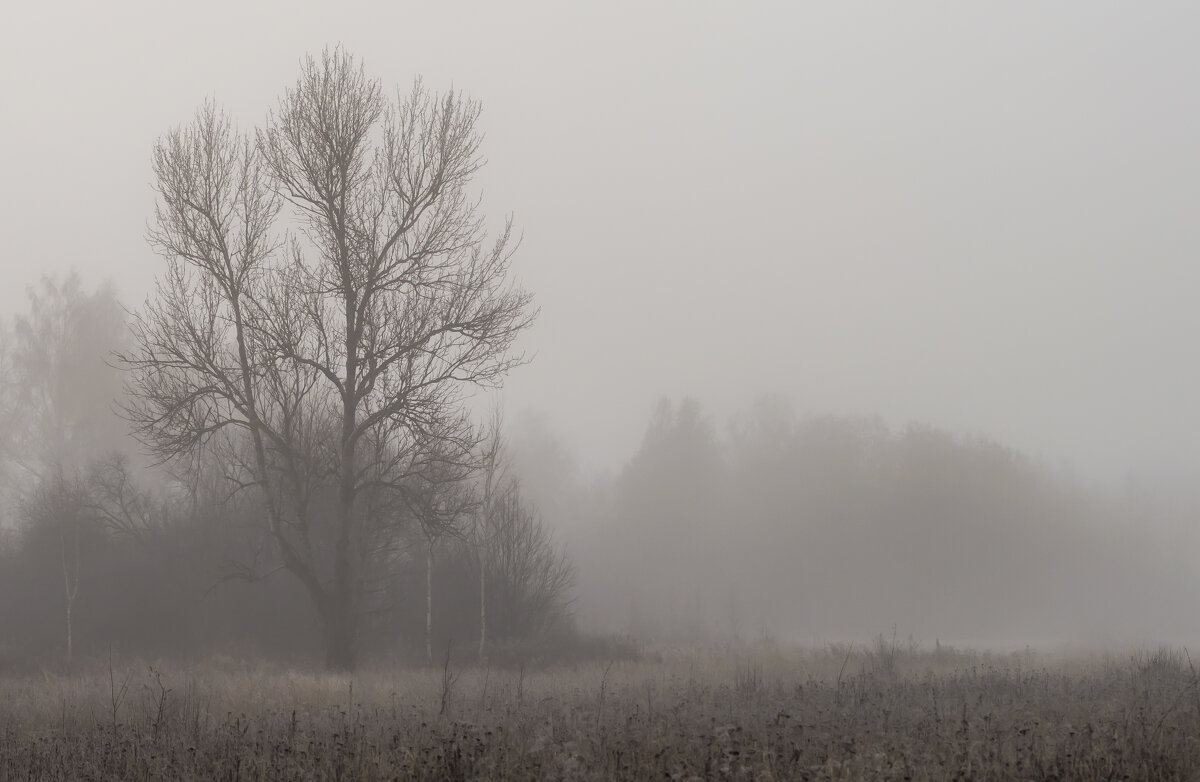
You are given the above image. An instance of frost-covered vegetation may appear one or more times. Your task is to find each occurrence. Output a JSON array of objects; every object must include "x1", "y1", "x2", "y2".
[{"x1": 3, "y1": 644, "x2": 1200, "y2": 780}]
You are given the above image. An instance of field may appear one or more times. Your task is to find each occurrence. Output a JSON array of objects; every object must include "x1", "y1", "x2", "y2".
[{"x1": 2, "y1": 642, "x2": 1200, "y2": 780}]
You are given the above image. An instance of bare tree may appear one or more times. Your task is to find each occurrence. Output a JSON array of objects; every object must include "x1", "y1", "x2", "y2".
[
  {"x1": 400, "y1": 454, "x2": 475, "y2": 664},
  {"x1": 0, "y1": 276, "x2": 134, "y2": 666},
  {"x1": 0, "y1": 330, "x2": 15, "y2": 463},
  {"x1": 87, "y1": 454, "x2": 163, "y2": 543},
  {"x1": 120, "y1": 48, "x2": 535, "y2": 670},
  {"x1": 2, "y1": 274, "x2": 129, "y2": 483},
  {"x1": 471, "y1": 408, "x2": 511, "y2": 661},
  {"x1": 485, "y1": 485, "x2": 575, "y2": 640},
  {"x1": 23, "y1": 469, "x2": 94, "y2": 668}
]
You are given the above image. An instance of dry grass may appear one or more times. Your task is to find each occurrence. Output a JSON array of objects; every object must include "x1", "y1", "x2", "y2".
[{"x1": 2, "y1": 643, "x2": 1199, "y2": 779}]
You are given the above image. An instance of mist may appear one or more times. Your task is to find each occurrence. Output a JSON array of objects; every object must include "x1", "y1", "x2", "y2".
[
  {"x1": 510, "y1": 398, "x2": 1200, "y2": 651},
  {"x1": 1, "y1": 2, "x2": 1199, "y2": 662}
]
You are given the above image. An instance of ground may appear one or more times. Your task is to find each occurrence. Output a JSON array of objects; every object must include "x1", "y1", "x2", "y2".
[{"x1": 1, "y1": 642, "x2": 1198, "y2": 780}]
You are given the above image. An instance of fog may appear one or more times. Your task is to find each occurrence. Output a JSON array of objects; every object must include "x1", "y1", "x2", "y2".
[
  {"x1": 2, "y1": 3, "x2": 1199, "y2": 660},
  {"x1": 509, "y1": 400, "x2": 1200, "y2": 650}
]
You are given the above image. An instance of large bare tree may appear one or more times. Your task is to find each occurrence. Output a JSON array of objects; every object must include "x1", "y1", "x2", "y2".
[{"x1": 121, "y1": 49, "x2": 535, "y2": 670}]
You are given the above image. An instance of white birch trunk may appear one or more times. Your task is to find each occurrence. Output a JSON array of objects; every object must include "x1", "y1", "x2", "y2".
[{"x1": 61, "y1": 525, "x2": 79, "y2": 669}]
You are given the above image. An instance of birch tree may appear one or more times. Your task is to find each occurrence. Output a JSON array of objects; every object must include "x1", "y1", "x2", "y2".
[
  {"x1": 471, "y1": 410, "x2": 510, "y2": 661},
  {"x1": 400, "y1": 452, "x2": 475, "y2": 664},
  {"x1": 485, "y1": 486, "x2": 575, "y2": 639},
  {"x1": 22, "y1": 469, "x2": 93, "y2": 668},
  {"x1": 2, "y1": 275, "x2": 130, "y2": 666}
]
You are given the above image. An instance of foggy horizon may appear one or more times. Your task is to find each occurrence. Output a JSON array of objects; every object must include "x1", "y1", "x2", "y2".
[{"x1": 5, "y1": 3, "x2": 1199, "y2": 489}]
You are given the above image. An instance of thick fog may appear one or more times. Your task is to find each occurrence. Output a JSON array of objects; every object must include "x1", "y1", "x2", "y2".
[{"x1": 2, "y1": 3, "x2": 1199, "y2": 655}]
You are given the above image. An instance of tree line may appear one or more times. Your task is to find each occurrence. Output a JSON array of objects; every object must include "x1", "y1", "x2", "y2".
[{"x1": 531, "y1": 397, "x2": 1200, "y2": 647}]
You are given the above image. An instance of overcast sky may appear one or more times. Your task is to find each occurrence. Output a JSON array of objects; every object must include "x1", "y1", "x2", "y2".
[{"x1": 2, "y1": 2, "x2": 1198, "y2": 485}]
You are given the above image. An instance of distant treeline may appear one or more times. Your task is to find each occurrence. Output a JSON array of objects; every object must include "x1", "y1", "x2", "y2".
[{"x1": 518, "y1": 397, "x2": 1200, "y2": 646}]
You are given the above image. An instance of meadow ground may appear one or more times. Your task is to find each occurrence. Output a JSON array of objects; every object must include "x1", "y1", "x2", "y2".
[{"x1": 1, "y1": 641, "x2": 1199, "y2": 780}]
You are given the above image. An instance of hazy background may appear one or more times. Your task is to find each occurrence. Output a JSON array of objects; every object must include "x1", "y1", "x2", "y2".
[
  {"x1": 4, "y1": 2, "x2": 1199, "y2": 483},
  {"x1": 2, "y1": 3, "x2": 1199, "y2": 651}
]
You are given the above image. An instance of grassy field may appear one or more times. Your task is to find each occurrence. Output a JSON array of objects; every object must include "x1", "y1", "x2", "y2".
[{"x1": 2, "y1": 642, "x2": 1199, "y2": 780}]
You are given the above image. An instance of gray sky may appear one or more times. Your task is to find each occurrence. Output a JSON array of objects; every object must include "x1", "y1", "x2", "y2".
[{"x1": 3, "y1": 2, "x2": 1198, "y2": 484}]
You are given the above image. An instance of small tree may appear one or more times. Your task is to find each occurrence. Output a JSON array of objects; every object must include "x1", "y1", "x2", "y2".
[
  {"x1": 471, "y1": 408, "x2": 509, "y2": 661},
  {"x1": 0, "y1": 275, "x2": 132, "y2": 667},
  {"x1": 8, "y1": 274, "x2": 129, "y2": 478},
  {"x1": 87, "y1": 453, "x2": 164, "y2": 543},
  {"x1": 402, "y1": 458, "x2": 474, "y2": 663},
  {"x1": 22, "y1": 470, "x2": 95, "y2": 668},
  {"x1": 121, "y1": 48, "x2": 535, "y2": 670},
  {"x1": 484, "y1": 485, "x2": 574, "y2": 640}
]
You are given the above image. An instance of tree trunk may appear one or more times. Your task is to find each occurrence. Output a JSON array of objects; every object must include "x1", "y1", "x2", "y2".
[
  {"x1": 331, "y1": 386, "x2": 359, "y2": 672},
  {"x1": 65, "y1": 597, "x2": 73, "y2": 668},
  {"x1": 61, "y1": 524, "x2": 79, "y2": 670},
  {"x1": 478, "y1": 554, "x2": 487, "y2": 661},
  {"x1": 426, "y1": 540, "x2": 434, "y2": 665},
  {"x1": 323, "y1": 592, "x2": 357, "y2": 672}
]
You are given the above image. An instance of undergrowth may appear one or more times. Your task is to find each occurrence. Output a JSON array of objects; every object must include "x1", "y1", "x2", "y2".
[{"x1": 1, "y1": 644, "x2": 1198, "y2": 780}]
